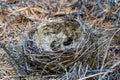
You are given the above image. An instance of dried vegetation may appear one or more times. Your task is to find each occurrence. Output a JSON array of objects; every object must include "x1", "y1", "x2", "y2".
[{"x1": 0, "y1": 0, "x2": 120, "y2": 80}]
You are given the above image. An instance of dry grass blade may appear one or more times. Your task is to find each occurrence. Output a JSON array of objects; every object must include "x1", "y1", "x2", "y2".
[{"x1": 79, "y1": 72, "x2": 106, "y2": 80}]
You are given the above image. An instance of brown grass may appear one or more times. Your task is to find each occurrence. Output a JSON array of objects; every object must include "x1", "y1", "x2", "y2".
[{"x1": 0, "y1": 0, "x2": 120, "y2": 80}]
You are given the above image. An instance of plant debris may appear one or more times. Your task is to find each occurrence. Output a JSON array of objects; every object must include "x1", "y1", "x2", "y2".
[{"x1": 0, "y1": 0, "x2": 120, "y2": 80}]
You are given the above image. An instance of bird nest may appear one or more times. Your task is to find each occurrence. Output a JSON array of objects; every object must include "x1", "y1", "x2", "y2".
[
  {"x1": 23, "y1": 18, "x2": 83, "y2": 76},
  {"x1": 20, "y1": 18, "x2": 107, "y2": 77},
  {"x1": 1, "y1": 18, "x2": 114, "y2": 79}
]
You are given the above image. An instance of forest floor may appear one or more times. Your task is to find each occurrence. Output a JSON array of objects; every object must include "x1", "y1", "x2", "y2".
[{"x1": 0, "y1": 0, "x2": 120, "y2": 80}]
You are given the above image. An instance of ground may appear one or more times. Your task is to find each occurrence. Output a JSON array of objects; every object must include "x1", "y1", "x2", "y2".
[{"x1": 0, "y1": 0, "x2": 120, "y2": 80}]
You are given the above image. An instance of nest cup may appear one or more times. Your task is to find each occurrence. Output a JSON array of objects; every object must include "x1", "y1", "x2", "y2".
[
  {"x1": 21, "y1": 18, "x2": 109, "y2": 79},
  {"x1": 23, "y1": 18, "x2": 84, "y2": 76}
]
